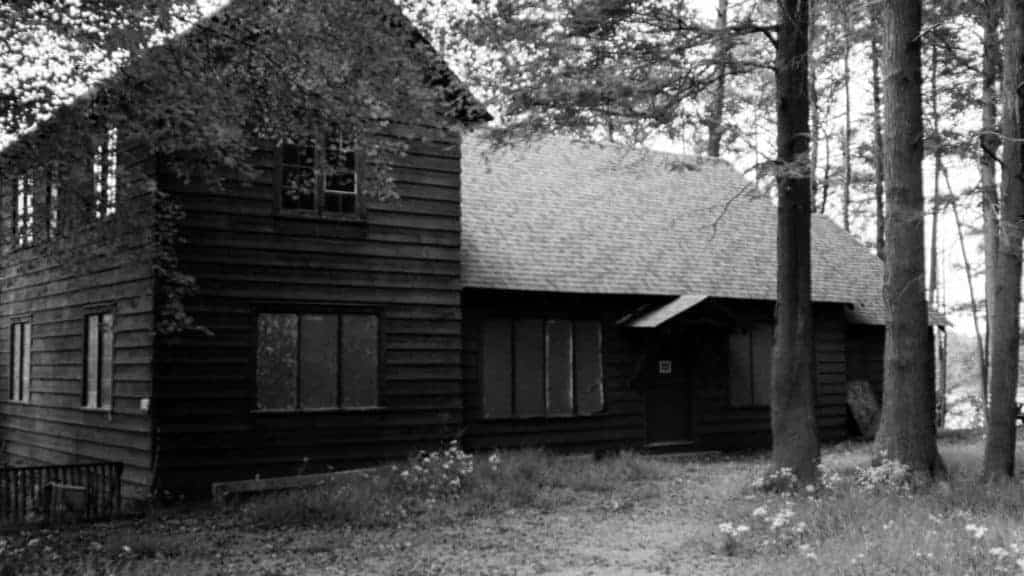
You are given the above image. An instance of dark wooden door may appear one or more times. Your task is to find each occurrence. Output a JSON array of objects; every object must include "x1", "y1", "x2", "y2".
[{"x1": 645, "y1": 356, "x2": 691, "y2": 444}]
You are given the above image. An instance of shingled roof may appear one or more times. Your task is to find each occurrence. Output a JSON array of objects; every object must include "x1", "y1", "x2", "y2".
[{"x1": 461, "y1": 134, "x2": 891, "y2": 325}]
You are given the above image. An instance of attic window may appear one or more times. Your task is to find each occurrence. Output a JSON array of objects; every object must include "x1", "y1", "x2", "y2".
[
  {"x1": 92, "y1": 126, "x2": 118, "y2": 218},
  {"x1": 279, "y1": 132, "x2": 359, "y2": 216},
  {"x1": 13, "y1": 176, "x2": 35, "y2": 247}
]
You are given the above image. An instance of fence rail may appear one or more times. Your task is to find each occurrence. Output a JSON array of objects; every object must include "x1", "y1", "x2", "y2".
[{"x1": 0, "y1": 461, "x2": 123, "y2": 527}]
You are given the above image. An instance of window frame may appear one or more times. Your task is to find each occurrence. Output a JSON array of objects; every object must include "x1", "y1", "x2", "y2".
[
  {"x1": 727, "y1": 323, "x2": 773, "y2": 408},
  {"x1": 479, "y1": 316, "x2": 605, "y2": 420},
  {"x1": 274, "y1": 132, "x2": 363, "y2": 220},
  {"x1": 12, "y1": 175, "x2": 36, "y2": 248},
  {"x1": 9, "y1": 319, "x2": 31, "y2": 403},
  {"x1": 91, "y1": 126, "x2": 118, "y2": 219},
  {"x1": 250, "y1": 305, "x2": 382, "y2": 414},
  {"x1": 82, "y1": 310, "x2": 115, "y2": 410},
  {"x1": 45, "y1": 166, "x2": 60, "y2": 239}
]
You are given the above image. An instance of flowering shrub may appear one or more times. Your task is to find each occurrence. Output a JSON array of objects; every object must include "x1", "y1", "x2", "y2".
[
  {"x1": 394, "y1": 440, "x2": 476, "y2": 502},
  {"x1": 855, "y1": 454, "x2": 911, "y2": 493},
  {"x1": 752, "y1": 467, "x2": 801, "y2": 494},
  {"x1": 716, "y1": 500, "x2": 810, "y2": 557}
]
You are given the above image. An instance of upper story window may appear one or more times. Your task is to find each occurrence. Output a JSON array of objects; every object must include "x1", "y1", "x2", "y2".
[
  {"x1": 46, "y1": 171, "x2": 59, "y2": 239},
  {"x1": 13, "y1": 176, "x2": 35, "y2": 247},
  {"x1": 92, "y1": 126, "x2": 118, "y2": 218},
  {"x1": 279, "y1": 132, "x2": 359, "y2": 217}
]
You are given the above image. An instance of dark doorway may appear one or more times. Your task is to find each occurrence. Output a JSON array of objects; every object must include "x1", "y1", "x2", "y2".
[{"x1": 644, "y1": 345, "x2": 692, "y2": 445}]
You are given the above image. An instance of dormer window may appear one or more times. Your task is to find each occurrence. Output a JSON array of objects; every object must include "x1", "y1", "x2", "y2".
[
  {"x1": 279, "y1": 132, "x2": 359, "y2": 217},
  {"x1": 92, "y1": 126, "x2": 118, "y2": 218},
  {"x1": 13, "y1": 176, "x2": 35, "y2": 247}
]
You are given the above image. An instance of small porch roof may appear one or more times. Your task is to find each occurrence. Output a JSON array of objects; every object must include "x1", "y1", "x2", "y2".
[{"x1": 619, "y1": 294, "x2": 709, "y2": 328}]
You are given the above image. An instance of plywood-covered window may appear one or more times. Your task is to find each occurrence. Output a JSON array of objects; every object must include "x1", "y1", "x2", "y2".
[
  {"x1": 255, "y1": 312, "x2": 378, "y2": 411},
  {"x1": 480, "y1": 317, "x2": 603, "y2": 419},
  {"x1": 279, "y1": 131, "x2": 358, "y2": 217},
  {"x1": 92, "y1": 126, "x2": 117, "y2": 218},
  {"x1": 10, "y1": 321, "x2": 31, "y2": 402},
  {"x1": 728, "y1": 323, "x2": 772, "y2": 407},
  {"x1": 83, "y1": 312, "x2": 114, "y2": 409}
]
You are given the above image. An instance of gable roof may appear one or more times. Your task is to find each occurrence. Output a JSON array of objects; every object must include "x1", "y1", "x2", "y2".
[{"x1": 460, "y1": 134, "x2": 892, "y2": 325}]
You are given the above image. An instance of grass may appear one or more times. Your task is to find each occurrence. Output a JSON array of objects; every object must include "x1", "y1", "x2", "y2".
[{"x1": 5, "y1": 437, "x2": 1024, "y2": 575}]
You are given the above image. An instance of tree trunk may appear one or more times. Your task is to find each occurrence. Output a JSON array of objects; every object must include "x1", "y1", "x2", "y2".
[
  {"x1": 842, "y1": 3, "x2": 852, "y2": 232},
  {"x1": 772, "y1": 0, "x2": 819, "y2": 484},
  {"x1": 808, "y1": 0, "x2": 820, "y2": 212},
  {"x1": 928, "y1": 45, "x2": 941, "y2": 312},
  {"x1": 707, "y1": 0, "x2": 729, "y2": 158},
  {"x1": 983, "y1": 0, "x2": 1024, "y2": 482},
  {"x1": 980, "y1": 0, "x2": 1000, "y2": 420},
  {"x1": 874, "y1": 0, "x2": 943, "y2": 478},
  {"x1": 871, "y1": 34, "x2": 886, "y2": 259}
]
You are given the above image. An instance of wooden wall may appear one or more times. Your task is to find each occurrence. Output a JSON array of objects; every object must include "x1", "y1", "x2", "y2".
[
  {"x1": 152, "y1": 127, "x2": 466, "y2": 495},
  {"x1": 463, "y1": 293, "x2": 860, "y2": 453},
  {"x1": 847, "y1": 324, "x2": 885, "y2": 401},
  {"x1": 0, "y1": 149, "x2": 156, "y2": 498}
]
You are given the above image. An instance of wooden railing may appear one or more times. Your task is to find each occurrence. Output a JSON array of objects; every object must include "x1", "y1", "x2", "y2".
[{"x1": 0, "y1": 462, "x2": 123, "y2": 527}]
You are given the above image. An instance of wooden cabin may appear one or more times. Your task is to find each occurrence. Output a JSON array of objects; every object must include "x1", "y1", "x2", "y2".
[
  {"x1": 0, "y1": 3, "x2": 926, "y2": 500},
  {"x1": 0, "y1": 0, "x2": 486, "y2": 498},
  {"x1": 459, "y1": 135, "x2": 901, "y2": 452}
]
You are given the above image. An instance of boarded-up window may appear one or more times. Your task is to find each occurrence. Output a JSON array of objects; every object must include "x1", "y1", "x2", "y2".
[
  {"x1": 480, "y1": 319, "x2": 512, "y2": 418},
  {"x1": 574, "y1": 321, "x2": 604, "y2": 414},
  {"x1": 10, "y1": 321, "x2": 30, "y2": 402},
  {"x1": 341, "y1": 314, "x2": 379, "y2": 408},
  {"x1": 545, "y1": 320, "x2": 574, "y2": 416},
  {"x1": 728, "y1": 323, "x2": 772, "y2": 407},
  {"x1": 255, "y1": 312, "x2": 379, "y2": 410},
  {"x1": 479, "y1": 317, "x2": 603, "y2": 419},
  {"x1": 514, "y1": 319, "x2": 545, "y2": 417},
  {"x1": 83, "y1": 312, "x2": 113, "y2": 409},
  {"x1": 750, "y1": 324, "x2": 773, "y2": 406},
  {"x1": 300, "y1": 315, "x2": 339, "y2": 409}
]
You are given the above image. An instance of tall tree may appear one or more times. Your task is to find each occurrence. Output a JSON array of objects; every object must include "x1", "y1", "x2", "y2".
[
  {"x1": 871, "y1": 34, "x2": 886, "y2": 259},
  {"x1": 772, "y1": 0, "x2": 819, "y2": 483},
  {"x1": 979, "y1": 0, "x2": 1001, "y2": 418},
  {"x1": 874, "y1": 0, "x2": 943, "y2": 477},
  {"x1": 707, "y1": 0, "x2": 730, "y2": 158},
  {"x1": 983, "y1": 0, "x2": 1024, "y2": 481},
  {"x1": 841, "y1": 0, "x2": 853, "y2": 232}
]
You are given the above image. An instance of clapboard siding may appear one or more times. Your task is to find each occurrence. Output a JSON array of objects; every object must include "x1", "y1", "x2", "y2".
[
  {"x1": 152, "y1": 127, "x2": 466, "y2": 496},
  {"x1": 0, "y1": 160, "x2": 156, "y2": 498}
]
